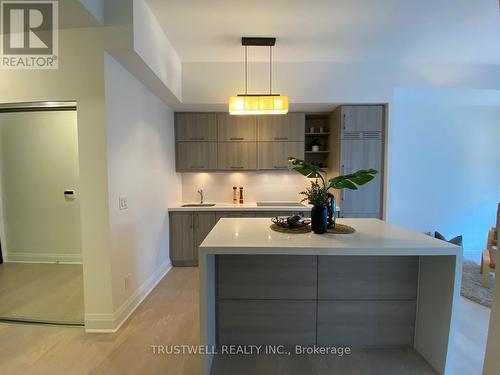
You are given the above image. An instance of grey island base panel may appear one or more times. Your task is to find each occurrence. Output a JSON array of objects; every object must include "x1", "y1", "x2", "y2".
[{"x1": 216, "y1": 255, "x2": 418, "y2": 348}]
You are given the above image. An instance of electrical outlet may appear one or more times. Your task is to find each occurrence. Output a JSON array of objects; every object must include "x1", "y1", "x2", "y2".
[
  {"x1": 119, "y1": 196, "x2": 128, "y2": 210},
  {"x1": 124, "y1": 274, "x2": 131, "y2": 290}
]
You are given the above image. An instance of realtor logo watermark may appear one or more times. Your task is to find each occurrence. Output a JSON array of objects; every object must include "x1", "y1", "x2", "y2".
[{"x1": 1, "y1": 0, "x2": 58, "y2": 69}]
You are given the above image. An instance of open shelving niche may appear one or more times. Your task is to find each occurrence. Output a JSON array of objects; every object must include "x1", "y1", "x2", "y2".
[{"x1": 304, "y1": 114, "x2": 331, "y2": 171}]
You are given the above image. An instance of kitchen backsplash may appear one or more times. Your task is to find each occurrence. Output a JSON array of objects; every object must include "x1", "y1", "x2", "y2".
[{"x1": 181, "y1": 171, "x2": 311, "y2": 203}]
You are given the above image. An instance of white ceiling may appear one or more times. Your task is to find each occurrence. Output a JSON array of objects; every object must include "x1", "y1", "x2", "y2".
[{"x1": 147, "y1": 0, "x2": 500, "y2": 64}]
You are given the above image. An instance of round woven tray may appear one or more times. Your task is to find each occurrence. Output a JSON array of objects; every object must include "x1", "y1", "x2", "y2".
[
  {"x1": 326, "y1": 223, "x2": 356, "y2": 234},
  {"x1": 270, "y1": 223, "x2": 356, "y2": 234},
  {"x1": 270, "y1": 223, "x2": 311, "y2": 234}
]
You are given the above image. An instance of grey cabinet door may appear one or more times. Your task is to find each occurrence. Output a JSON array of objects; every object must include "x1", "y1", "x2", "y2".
[
  {"x1": 257, "y1": 113, "x2": 305, "y2": 141},
  {"x1": 218, "y1": 255, "x2": 317, "y2": 300},
  {"x1": 257, "y1": 141, "x2": 304, "y2": 169},
  {"x1": 176, "y1": 142, "x2": 217, "y2": 171},
  {"x1": 218, "y1": 300, "x2": 316, "y2": 345},
  {"x1": 169, "y1": 212, "x2": 194, "y2": 265},
  {"x1": 217, "y1": 113, "x2": 257, "y2": 141},
  {"x1": 175, "y1": 113, "x2": 217, "y2": 141},
  {"x1": 340, "y1": 139, "x2": 382, "y2": 217},
  {"x1": 318, "y1": 256, "x2": 418, "y2": 300},
  {"x1": 193, "y1": 212, "x2": 216, "y2": 262},
  {"x1": 317, "y1": 300, "x2": 416, "y2": 347},
  {"x1": 341, "y1": 105, "x2": 384, "y2": 133},
  {"x1": 217, "y1": 142, "x2": 257, "y2": 170}
]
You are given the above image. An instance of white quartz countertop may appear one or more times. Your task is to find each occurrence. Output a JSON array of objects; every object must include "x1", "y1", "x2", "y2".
[
  {"x1": 199, "y1": 218, "x2": 461, "y2": 256},
  {"x1": 168, "y1": 202, "x2": 312, "y2": 212}
]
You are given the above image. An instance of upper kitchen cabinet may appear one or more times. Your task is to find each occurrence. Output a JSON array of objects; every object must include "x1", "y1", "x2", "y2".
[
  {"x1": 258, "y1": 141, "x2": 304, "y2": 170},
  {"x1": 258, "y1": 113, "x2": 305, "y2": 141},
  {"x1": 176, "y1": 142, "x2": 217, "y2": 171},
  {"x1": 175, "y1": 113, "x2": 217, "y2": 141},
  {"x1": 217, "y1": 113, "x2": 257, "y2": 141},
  {"x1": 341, "y1": 105, "x2": 384, "y2": 134},
  {"x1": 218, "y1": 142, "x2": 257, "y2": 170}
]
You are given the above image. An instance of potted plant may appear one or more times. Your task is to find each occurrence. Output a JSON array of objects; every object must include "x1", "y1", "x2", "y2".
[{"x1": 288, "y1": 157, "x2": 378, "y2": 234}]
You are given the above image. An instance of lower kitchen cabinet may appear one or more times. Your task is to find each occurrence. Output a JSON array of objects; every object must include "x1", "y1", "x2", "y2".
[
  {"x1": 169, "y1": 211, "x2": 216, "y2": 266},
  {"x1": 193, "y1": 212, "x2": 216, "y2": 262},
  {"x1": 170, "y1": 210, "x2": 311, "y2": 266}
]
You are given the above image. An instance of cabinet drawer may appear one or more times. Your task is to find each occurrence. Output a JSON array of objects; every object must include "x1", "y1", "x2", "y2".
[
  {"x1": 257, "y1": 141, "x2": 304, "y2": 169},
  {"x1": 318, "y1": 256, "x2": 418, "y2": 300},
  {"x1": 175, "y1": 113, "x2": 217, "y2": 141},
  {"x1": 317, "y1": 300, "x2": 416, "y2": 347},
  {"x1": 218, "y1": 300, "x2": 316, "y2": 345},
  {"x1": 176, "y1": 142, "x2": 217, "y2": 171},
  {"x1": 217, "y1": 255, "x2": 317, "y2": 300},
  {"x1": 217, "y1": 142, "x2": 257, "y2": 170}
]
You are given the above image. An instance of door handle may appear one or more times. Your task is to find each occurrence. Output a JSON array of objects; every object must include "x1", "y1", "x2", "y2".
[
  {"x1": 230, "y1": 137, "x2": 244, "y2": 141},
  {"x1": 189, "y1": 137, "x2": 204, "y2": 141},
  {"x1": 230, "y1": 166, "x2": 244, "y2": 169},
  {"x1": 341, "y1": 165, "x2": 345, "y2": 201}
]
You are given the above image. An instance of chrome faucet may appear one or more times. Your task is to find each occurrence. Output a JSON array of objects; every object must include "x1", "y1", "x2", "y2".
[{"x1": 197, "y1": 189, "x2": 204, "y2": 204}]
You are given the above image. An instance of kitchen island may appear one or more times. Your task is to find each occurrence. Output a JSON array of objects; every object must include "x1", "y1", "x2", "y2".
[{"x1": 199, "y1": 218, "x2": 462, "y2": 375}]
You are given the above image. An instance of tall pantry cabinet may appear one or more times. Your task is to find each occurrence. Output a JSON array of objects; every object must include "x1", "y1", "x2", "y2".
[{"x1": 331, "y1": 105, "x2": 385, "y2": 219}]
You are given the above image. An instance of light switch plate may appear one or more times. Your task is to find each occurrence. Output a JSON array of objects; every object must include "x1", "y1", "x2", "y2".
[{"x1": 119, "y1": 196, "x2": 128, "y2": 210}]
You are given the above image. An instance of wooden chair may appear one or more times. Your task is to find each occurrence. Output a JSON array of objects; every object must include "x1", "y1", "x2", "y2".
[{"x1": 481, "y1": 203, "x2": 498, "y2": 287}]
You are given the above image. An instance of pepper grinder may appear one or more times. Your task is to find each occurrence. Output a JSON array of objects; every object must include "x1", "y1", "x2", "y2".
[
  {"x1": 232, "y1": 186, "x2": 237, "y2": 204},
  {"x1": 239, "y1": 187, "x2": 244, "y2": 204}
]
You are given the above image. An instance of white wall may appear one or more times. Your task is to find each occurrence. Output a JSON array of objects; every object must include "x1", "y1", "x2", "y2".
[
  {"x1": 386, "y1": 87, "x2": 500, "y2": 252},
  {"x1": 104, "y1": 53, "x2": 181, "y2": 326},
  {"x1": 182, "y1": 61, "x2": 500, "y2": 107},
  {"x1": 133, "y1": 0, "x2": 182, "y2": 100},
  {"x1": 181, "y1": 171, "x2": 310, "y2": 203},
  {"x1": 0, "y1": 110, "x2": 81, "y2": 263}
]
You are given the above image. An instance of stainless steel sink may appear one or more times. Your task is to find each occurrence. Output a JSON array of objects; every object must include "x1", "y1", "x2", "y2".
[
  {"x1": 256, "y1": 202, "x2": 306, "y2": 207},
  {"x1": 181, "y1": 203, "x2": 216, "y2": 207}
]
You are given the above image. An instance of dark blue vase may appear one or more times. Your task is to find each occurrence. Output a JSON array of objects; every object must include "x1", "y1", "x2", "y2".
[{"x1": 311, "y1": 205, "x2": 328, "y2": 234}]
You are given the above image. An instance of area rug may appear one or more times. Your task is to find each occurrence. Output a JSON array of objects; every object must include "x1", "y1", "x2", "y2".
[{"x1": 461, "y1": 260, "x2": 495, "y2": 308}]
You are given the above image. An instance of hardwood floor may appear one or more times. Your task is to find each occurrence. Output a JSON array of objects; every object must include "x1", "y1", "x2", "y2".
[
  {"x1": 0, "y1": 263, "x2": 84, "y2": 324},
  {"x1": 0, "y1": 267, "x2": 490, "y2": 375}
]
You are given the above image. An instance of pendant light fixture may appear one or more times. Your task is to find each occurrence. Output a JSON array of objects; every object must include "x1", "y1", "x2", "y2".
[{"x1": 228, "y1": 37, "x2": 288, "y2": 115}]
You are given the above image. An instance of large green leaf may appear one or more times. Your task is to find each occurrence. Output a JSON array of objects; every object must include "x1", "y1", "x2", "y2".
[
  {"x1": 288, "y1": 157, "x2": 323, "y2": 179},
  {"x1": 328, "y1": 168, "x2": 378, "y2": 190},
  {"x1": 288, "y1": 157, "x2": 378, "y2": 192}
]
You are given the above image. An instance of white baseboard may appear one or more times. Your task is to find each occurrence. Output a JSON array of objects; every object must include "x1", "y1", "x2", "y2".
[
  {"x1": 6, "y1": 252, "x2": 83, "y2": 264},
  {"x1": 85, "y1": 261, "x2": 172, "y2": 333}
]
